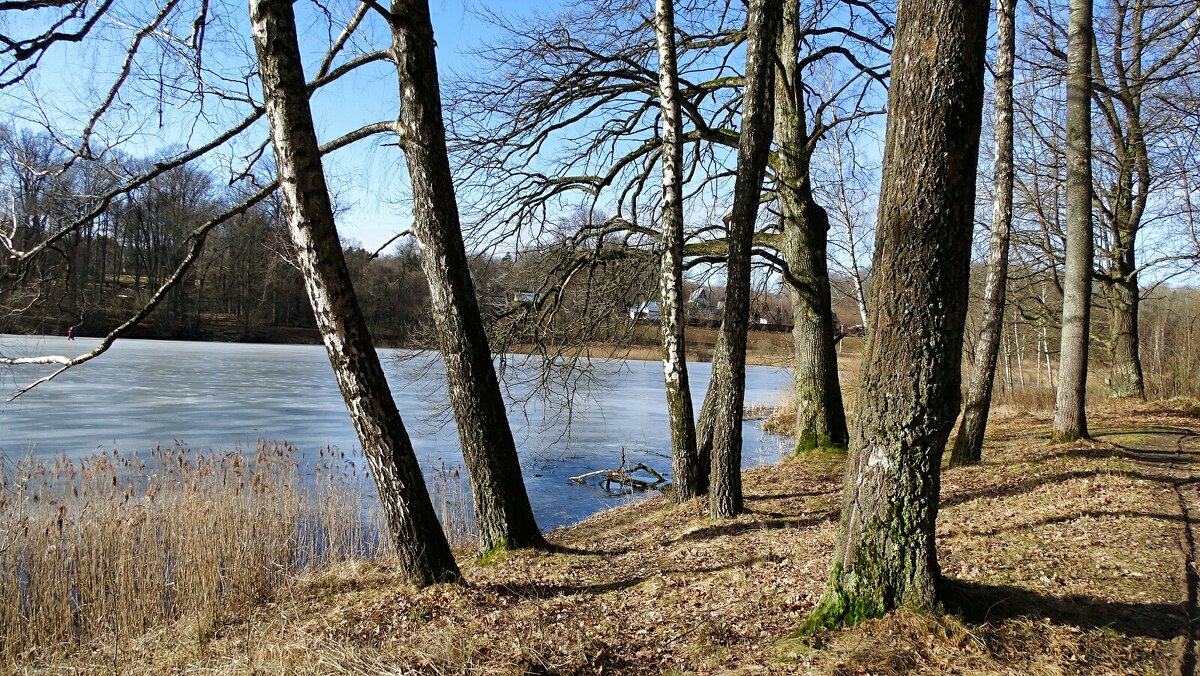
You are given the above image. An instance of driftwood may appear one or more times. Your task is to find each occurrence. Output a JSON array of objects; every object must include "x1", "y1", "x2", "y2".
[{"x1": 569, "y1": 452, "x2": 670, "y2": 493}]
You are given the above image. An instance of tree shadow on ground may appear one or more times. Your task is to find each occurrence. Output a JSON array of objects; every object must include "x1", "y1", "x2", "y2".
[
  {"x1": 481, "y1": 558, "x2": 765, "y2": 599},
  {"x1": 673, "y1": 510, "x2": 839, "y2": 543},
  {"x1": 547, "y1": 543, "x2": 630, "y2": 556},
  {"x1": 1092, "y1": 425, "x2": 1200, "y2": 440},
  {"x1": 949, "y1": 508, "x2": 1185, "y2": 537},
  {"x1": 745, "y1": 489, "x2": 839, "y2": 501},
  {"x1": 941, "y1": 468, "x2": 1174, "y2": 508},
  {"x1": 943, "y1": 578, "x2": 1187, "y2": 641}
]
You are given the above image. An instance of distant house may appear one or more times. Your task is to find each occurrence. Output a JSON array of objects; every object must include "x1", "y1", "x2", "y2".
[
  {"x1": 628, "y1": 300, "x2": 661, "y2": 322},
  {"x1": 687, "y1": 287, "x2": 711, "y2": 307},
  {"x1": 515, "y1": 291, "x2": 537, "y2": 303}
]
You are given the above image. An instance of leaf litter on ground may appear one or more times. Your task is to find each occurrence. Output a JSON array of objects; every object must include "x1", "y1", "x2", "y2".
[{"x1": 24, "y1": 399, "x2": 1200, "y2": 674}]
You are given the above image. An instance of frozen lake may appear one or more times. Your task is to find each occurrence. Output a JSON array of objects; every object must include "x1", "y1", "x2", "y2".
[{"x1": 0, "y1": 335, "x2": 793, "y2": 529}]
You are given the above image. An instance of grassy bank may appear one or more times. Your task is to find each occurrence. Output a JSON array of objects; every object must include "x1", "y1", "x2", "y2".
[
  {"x1": 2, "y1": 320, "x2": 800, "y2": 366},
  {"x1": 8, "y1": 399, "x2": 1198, "y2": 673},
  {"x1": 503, "y1": 324, "x2": 798, "y2": 367}
]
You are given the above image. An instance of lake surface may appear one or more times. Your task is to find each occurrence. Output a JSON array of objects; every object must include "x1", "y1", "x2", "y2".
[{"x1": 0, "y1": 335, "x2": 793, "y2": 529}]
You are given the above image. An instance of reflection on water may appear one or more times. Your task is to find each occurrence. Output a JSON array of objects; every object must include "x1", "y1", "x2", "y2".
[{"x1": 0, "y1": 335, "x2": 793, "y2": 529}]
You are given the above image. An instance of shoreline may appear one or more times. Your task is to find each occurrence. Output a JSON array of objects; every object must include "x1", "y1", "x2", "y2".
[
  {"x1": 7, "y1": 399, "x2": 1194, "y2": 672},
  {"x1": 0, "y1": 327, "x2": 806, "y2": 368}
]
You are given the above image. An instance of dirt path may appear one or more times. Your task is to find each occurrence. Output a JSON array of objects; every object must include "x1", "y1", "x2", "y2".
[{"x1": 1093, "y1": 424, "x2": 1200, "y2": 676}]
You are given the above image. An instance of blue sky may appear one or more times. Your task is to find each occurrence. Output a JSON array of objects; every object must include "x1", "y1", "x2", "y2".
[
  {"x1": 0, "y1": 0, "x2": 567, "y2": 253},
  {"x1": 303, "y1": 0, "x2": 570, "y2": 252}
]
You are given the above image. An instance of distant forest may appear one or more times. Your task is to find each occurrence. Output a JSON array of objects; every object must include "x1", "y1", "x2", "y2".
[{"x1": 2, "y1": 120, "x2": 1198, "y2": 407}]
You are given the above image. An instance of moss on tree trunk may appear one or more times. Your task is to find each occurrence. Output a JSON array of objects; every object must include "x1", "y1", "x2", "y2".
[{"x1": 804, "y1": 0, "x2": 989, "y2": 628}]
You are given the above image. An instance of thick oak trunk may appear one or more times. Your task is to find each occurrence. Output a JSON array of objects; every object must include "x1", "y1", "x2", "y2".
[
  {"x1": 654, "y1": 0, "x2": 702, "y2": 501},
  {"x1": 1105, "y1": 269, "x2": 1145, "y2": 399},
  {"x1": 248, "y1": 0, "x2": 460, "y2": 585},
  {"x1": 804, "y1": 0, "x2": 989, "y2": 628},
  {"x1": 1052, "y1": 0, "x2": 1095, "y2": 442},
  {"x1": 706, "y1": 0, "x2": 782, "y2": 519},
  {"x1": 390, "y1": 0, "x2": 546, "y2": 552},
  {"x1": 951, "y1": 0, "x2": 1017, "y2": 467},
  {"x1": 775, "y1": 0, "x2": 848, "y2": 453}
]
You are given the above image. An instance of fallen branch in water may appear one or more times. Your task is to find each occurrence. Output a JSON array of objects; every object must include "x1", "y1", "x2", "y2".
[{"x1": 569, "y1": 452, "x2": 670, "y2": 493}]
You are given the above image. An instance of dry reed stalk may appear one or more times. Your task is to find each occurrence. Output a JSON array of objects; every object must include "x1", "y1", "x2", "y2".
[{"x1": 0, "y1": 441, "x2": 476, "y2": 668}]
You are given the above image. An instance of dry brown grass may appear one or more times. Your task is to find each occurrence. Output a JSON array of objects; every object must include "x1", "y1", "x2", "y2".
[
  {"x1": 0, "y1": 443, "x2": 473, "y2": 670},
  {"x1": 11, "y1": 400, "x2": 1199, "y2": 674},
  {"x1": 506, "y1": 324, "x2": 796, "y2": 368}
]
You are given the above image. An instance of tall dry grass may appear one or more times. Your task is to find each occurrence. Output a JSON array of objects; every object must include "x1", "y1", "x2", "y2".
[{"x1": 0, "y1": 442, "x2": 474, "y2": 667}]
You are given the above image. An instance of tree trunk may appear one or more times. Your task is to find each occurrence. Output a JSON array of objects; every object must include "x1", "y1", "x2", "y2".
[
  {"x1": 248, "y1": 0, "x2": 460, "y2": 586},
  {"x1": 775, "y1": 0, "x2": 848, "y2": 453},
  {"x1": 1104, "y1": 264, "x2": 1142, "y2": 398},
  {"x1": 951, "y1": 0, "x2": 1016, "y2": 467},
  {"x1": 1090, "y1": 0, "x2": 1156, "y2": 401},
  {"x1": 706, "y1": 0, "x2": 782, "y2": 519},
  {"x1": 1105, "y1": 274, "x2": 1144, "y2": 398},
  {"x1": 653, "y1": 0, "x2": 701, "y2": 501},
  {"x1": 803, "y1": 0, "x2": 989, "y2": 629},
  {"x1": 829, "y1": 132, "x2": 870, "y2": 332},
  {"x1": 390, "y1": 0, "x2": 546, "y2": 553},
  {"x1": 1051, "y1": 0, "x2": 1094, "y2": 442}
]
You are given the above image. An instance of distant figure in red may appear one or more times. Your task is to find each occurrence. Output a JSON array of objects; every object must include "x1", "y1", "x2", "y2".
[{"x1": 67, "y1": 325, "x2": 76, "y2": 341}]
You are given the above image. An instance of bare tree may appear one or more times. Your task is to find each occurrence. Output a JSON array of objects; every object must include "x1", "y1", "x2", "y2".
[
  {"x1": 1087, "y1": 0, "x2": 1200, "y2": 399},
  {"x1": 653, "y1": 0, "x2": 701, "y2": 501},
  {"x1": 803, "y1": 0, "x2": 989, "y2": 628},
  {"x1": 386, "y1": 0, "x2": 547, "y2": 553},
  {"x1": 1051, "y1": 0, "x2": 1094, "y2": 442},
  {"x1": 248, "y1": 0, "x2": 460, "y2": 585},
  {"x1": 772, "y1": 0, "x2": 849, "y2": 452},
  {"x1": 1, "y1": 0, "x2": 548, "y2": 556},
  {"x1": 1015, "y1": 0, "x2": 1200, "y2": 408},
  {"x1": 448, "y1": 0, "x2": 888, "y2": 466},
  {"x1": 819, "y1": 124, "x2": 874, "y2": 332},
  {"x1": 951, "y1": 0, "x2": 1017, "y2": 466},
  {"x1": 705, "y1": 0, "x2": 781, "y2": 519}
]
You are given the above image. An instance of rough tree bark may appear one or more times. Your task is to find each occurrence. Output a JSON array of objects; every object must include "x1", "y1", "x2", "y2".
[
  {"x1": 248, "y1": 0, "x2": 461, "y2": 585},
  {"x1": 653, "y1": 0, "x2": 702, "y2": 501},
  {"x1": 950, "y1": 0, "x2": 1016, "y2": 467},
  {"x1": 1088, "y1": 0, "x2": 1199, "y2": 400},
  {"x1": 774, "y1": 0, "x2": 848, "y2": 453},
  {"x1": 1105, "y1": 271, "x2": 1144, "y2": 398},
  {"x1": 389, "y1": 0, "x2": 546, "y2": 552},
  {"x1": 1098, "y1": 79, "x2": 1148, "y2": 400},
  {"x1": 1051, "y1": 0, "x2": 1094, "y2": 442},
  {"x1": 706, "y1": 0, "x2": 782, "y2": 519},
  {"x1": 802, "y1": 0, "x2": 989, "y2": 628}
]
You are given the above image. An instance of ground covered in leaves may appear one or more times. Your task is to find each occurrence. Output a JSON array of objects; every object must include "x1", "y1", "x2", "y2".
[{"x1": 41, "y1": 400, "x2": 1200, "y2": 674}]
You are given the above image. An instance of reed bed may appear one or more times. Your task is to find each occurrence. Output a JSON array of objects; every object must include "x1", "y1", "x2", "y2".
[{"x1": 0, "y1": 442, "x2": 474, "y2": 667}]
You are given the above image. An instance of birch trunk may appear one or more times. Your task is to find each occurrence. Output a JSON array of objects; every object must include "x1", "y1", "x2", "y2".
[
  {"x1": 830, "y1": 133, "x2": 870, "y2": 332},
  {"x1": 654, "y1": 0, "x2": 702, "y2": 501},
  {"x1": 804, "y1": 0, "x2": 989, "y2": 627},
  {"x1": 248, "y1": 0, "x2": 460, "y2": 585},
  {"x1": 707, "y1": 0, "x2": 781, "y2": 519},
  {"x1": 951, "y1": 0, "x2": 1016, "y2": 467},
  {"x1": 390, "y1": 0, "x2": 546, "y2": 552},
  {"x1": 775, "y1": 0, "x2": 848, "y2": 453},
  {"x1": 1051, "y1": 0, "x2": 1094, "y2": 442}
]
